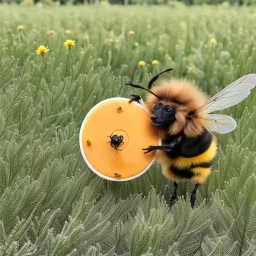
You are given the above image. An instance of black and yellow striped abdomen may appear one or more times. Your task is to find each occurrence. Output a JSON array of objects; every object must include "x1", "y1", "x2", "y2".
[{"x1": 160, "y1": 130, "x2": 218, "y2": 184}]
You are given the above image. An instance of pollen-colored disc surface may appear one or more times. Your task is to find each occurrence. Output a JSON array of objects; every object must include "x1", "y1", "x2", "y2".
[{"x1": 79, "y1": 97, "x2": 160, "y2": 181}]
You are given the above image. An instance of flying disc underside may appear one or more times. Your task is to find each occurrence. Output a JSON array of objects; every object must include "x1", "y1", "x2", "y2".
[{"x1": 79, "y1": 98, "x2": 160, "y2": 181}]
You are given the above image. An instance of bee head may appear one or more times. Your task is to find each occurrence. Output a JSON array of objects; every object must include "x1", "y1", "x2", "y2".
[
  {"x1": 146, "y1": 79, "x2": 208, "y2": 137},
  {"x1": 151, "y1": 102, "x2": 176, "y2": 129}
]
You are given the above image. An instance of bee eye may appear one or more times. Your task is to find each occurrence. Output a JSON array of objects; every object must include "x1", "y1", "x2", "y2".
[
  {"x1": 154, "y1": 103, "x2": 161, "y2": 110},
  {"x1": 164, "y1": 106, "x2": 173, "y2": 113}
]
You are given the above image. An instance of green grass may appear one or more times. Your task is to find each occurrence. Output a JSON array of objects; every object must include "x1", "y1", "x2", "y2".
[{"x1": 0, "y1": 4, "x2": 256, "y2": 255}]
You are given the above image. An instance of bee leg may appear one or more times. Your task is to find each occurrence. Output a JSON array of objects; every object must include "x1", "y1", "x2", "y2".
[
  {"x1": 190, "y1": 183, "x2": 200, "y2": 208},
  {"x1": 143, "y1": 136, "x2": 182, "y2": 154},
  {"x1": 129, "y1": 94, "x2": 141, "y2": 103},
  {"x1": 168, "y1": 181, "x2": 178, "y2": 207}
]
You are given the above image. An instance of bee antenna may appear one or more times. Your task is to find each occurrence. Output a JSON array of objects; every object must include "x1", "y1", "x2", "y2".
[
  {"x1": 125, "y1": 82, "x2": 162, "y2": 100},
  {"x1": 148, "y1": 68, "x2": 173, "y2": 89}
]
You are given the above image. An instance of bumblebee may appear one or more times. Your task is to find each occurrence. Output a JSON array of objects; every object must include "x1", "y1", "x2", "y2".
[{"x1": 126, "y1": 69, "x2": 256, "y2": 208}]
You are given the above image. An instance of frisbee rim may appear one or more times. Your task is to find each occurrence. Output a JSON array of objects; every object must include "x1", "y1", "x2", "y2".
[{"x1": 79, "y1": 97, "x2": 161, "y2": 182}]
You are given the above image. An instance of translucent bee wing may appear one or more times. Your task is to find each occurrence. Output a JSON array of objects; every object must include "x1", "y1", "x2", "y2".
[
  {"x1": 197, "y1": 74, "x2": 256, "y2": 114},
  {"x1": 205, "y1": 114, "x2": 237, "y2": 134}
]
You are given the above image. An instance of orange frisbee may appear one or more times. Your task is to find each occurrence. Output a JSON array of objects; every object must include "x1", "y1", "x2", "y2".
[{"x1": 79, "y1": 97, "x2": 160, "y2": 181}]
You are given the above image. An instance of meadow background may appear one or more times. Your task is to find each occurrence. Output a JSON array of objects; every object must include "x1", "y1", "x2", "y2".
[{"x1": 1, "y1": 4, "x2": 256, "y2": 255}]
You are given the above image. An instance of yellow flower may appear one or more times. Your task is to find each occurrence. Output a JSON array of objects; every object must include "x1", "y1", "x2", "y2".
[
  {"x1": 187, "y1": 64, "x2": 197, "y2": 75},
  {"x1": 160, "y1": 34, "x2": 167, "y2": 40},
  {"x1": 64, "y1": 39, "x2": 76, "y2": 49},
  {"x1": 18, "y1": 25, "x2": 24, "y2": 30},
  {"x1": 36, "y1": 45, "x2": 49, "y2": 56},
  {"x1": 152, "y1": 60, "x2": 159, "y2": 66},
  {"x1": 134, "y1": 42, "x2": 139, "y2": 47},
  {"x1": 47, "y1": 30, "x2": 55, "y2": 36},
  {"x1": 65, "y1": 30, "x2": 71, "y2": 35},
  {"x1": 138, "y1": 61, "x2": 145, "y2": 67},
  {"x1": 129, "y1": 31, "x2": 134, "y2": 36},
  {"x1": 80, "y1": 50, "x2": 85, "y2": 55},
  {"x1": 210, "y1": 38, "x2": 217, "y2": 45}
]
